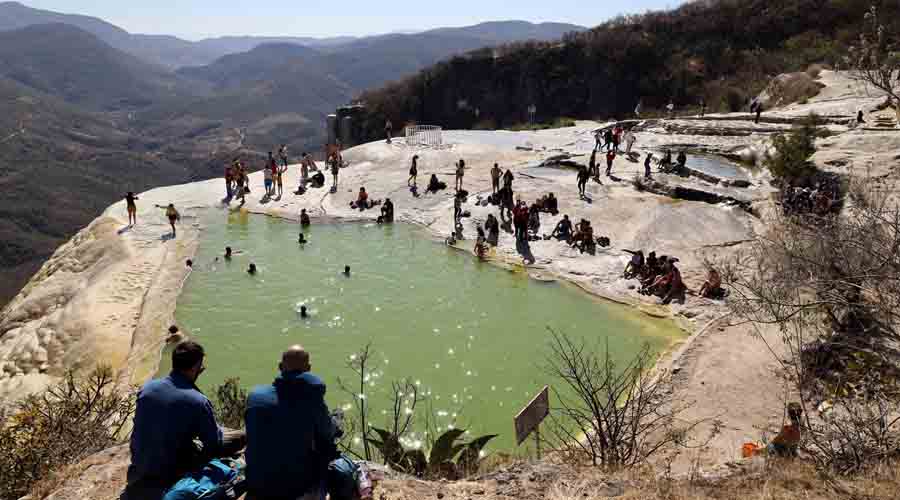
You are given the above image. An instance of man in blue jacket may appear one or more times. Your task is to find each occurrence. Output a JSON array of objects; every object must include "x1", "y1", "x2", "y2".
[
  {"x1": 245, "y1": 345, "x2": 338, "y2": 500},
  {"x1": 126, "y1": 341, "x2": 245, "y2": 498}
]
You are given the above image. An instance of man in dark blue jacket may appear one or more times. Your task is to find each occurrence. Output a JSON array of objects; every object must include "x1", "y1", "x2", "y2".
[
  {"x1": 245, "y1": 345, "x2": 338, "y2": 500},
  {"x1": 126, "y1": 341, "x2": 245, "y2": 498}
]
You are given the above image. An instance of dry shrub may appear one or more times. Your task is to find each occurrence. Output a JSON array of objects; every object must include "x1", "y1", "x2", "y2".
[
  {"x1": 763, "y1": 72, "x2": 826, "y2": 108},
  {"x1": 806, "y1": 64, "x2": 825, "y2": 79},
  {"x1": 0, "y1": 366, "x2": 135, "y2": 500}
]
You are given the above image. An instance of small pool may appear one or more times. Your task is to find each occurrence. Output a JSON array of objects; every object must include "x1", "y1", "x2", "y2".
[
  {"x1": 685, "y1": 155, "x2": 751, "y2": 180},
  {"x1": 172, "y1": 211, "x2": 683, "y2": 450}
]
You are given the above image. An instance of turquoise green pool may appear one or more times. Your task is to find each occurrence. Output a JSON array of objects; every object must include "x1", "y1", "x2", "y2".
[{"x1": 173, "y1": 210, "x2": 683, "y2": 450}]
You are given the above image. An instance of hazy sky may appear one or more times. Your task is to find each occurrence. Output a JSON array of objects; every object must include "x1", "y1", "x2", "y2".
[{"x1": 21, "y1": 1, "x2": 685, "y2": 40}]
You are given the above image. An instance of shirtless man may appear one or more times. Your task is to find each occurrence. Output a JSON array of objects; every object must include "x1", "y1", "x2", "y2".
[
  {"x1": 699, "y1": 266, "x2": 722, "y2": 298},
  {"x1": 577, "y1": 164, "x2": 590, "y2": 198},
  {"x1": 455, "y1": 159, "x2": 465, "y2": 192},
  {"x1": 552, "y1": 215, "x2": 573, "y2": 242},
  {"x1": 490, "y1": 163, "x2": 502, "y2": 194}
]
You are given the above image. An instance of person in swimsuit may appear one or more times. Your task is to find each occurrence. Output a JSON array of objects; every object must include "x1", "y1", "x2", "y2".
[
  {"x1": 644, "y1": 153, "x2": 654, "y2": 179},
  {"x1": 248, "y1": 263, "x2": 257, "y2": 275},
  {"x1": 125, "y1": 192, "x2": 139, "y2": 226},
  {"x1": 343, "y1": 266, "x2": 351, "y2": 277},
  {"x1": 298, "y1": 233, "x2": 308, "y2": 245},
  {"x1": 408, "y1": 155, "x2": 418, "y2": 187},
  {"x1": 300, "y1": 209, "x2": 311, "y2": 227},
  {"x1": 225, "y1": 247, "x2": 233, "y2": 260},
  {"x1": 474, "y1": 226, "x2": 487, "y2": 260},
  {"x1": 278, "y1": 144, "x2": 289, "y2": 167},
  {"x1": 577, "y1": 164, "x2": 590, "y2": 198},
  {"x1": 156, "y1": 203, "x2": 180, "y2": 236},
  {"x1": 455, "y1": 159, "x2": 465, "y2": 192}
]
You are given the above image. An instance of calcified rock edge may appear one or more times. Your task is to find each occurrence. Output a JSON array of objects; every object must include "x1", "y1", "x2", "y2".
[{"x1": 2, "y1": 72, "x2": 898, "y2": 477}]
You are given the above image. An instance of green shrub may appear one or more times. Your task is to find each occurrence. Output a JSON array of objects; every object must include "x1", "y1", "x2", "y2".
[
  {"x1": 212, "y1": 378, "x2": 247, "y2": 430},
  {"x1": 765, "y1": 114, "x2": 823, "y2": 183},
  {"x1": 367, "y1": 426, "x2": 496, "y2": 479}
]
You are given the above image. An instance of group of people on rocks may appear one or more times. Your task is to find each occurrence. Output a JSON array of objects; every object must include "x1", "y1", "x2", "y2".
[
  {"x1": 781, "y1": 179, "x2": 841, "y2": 216},
  {"x1": 126, "y1": 341, "x2": 362, "y2": 500},
  {"x1": 622, "y1": 250, "x2": 687, "y2": 304}
]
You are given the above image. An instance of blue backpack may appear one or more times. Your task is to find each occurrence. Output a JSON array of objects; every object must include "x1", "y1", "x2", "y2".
[
  {"x1": 163, "y1": 459, "x2": 245, "y2": 500},
  {"x1": 327, "y1": 455, "x2": 361, "y2": 500}
]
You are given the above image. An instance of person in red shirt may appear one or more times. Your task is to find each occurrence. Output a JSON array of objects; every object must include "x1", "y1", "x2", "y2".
[{"x1": 606, "y1": 150, "x2": 616, "y2": 176}]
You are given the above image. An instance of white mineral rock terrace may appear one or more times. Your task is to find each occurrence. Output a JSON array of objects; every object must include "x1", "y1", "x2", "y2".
[{"x1": 1, "y1": 71, "x2": 897, "y2": 471}]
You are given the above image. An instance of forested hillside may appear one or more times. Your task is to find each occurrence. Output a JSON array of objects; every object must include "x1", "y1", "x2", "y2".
[{"x1": 356, "y1": 0, "x2": 900, "y2": 137}]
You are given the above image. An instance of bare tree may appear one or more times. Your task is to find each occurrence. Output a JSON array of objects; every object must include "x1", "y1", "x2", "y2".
[
  {"x1": 543, "y1": 330, "x2": 700, "y2": 468},
  {"x1": 848, "y1": 5, "x2": 900, "y2": 115},
  {"x1": 721, "y1": 177, "x2": 900, "y2": 473},
  {"x1": 338, "y1": 343, "x2": 376, "y2": 461}
]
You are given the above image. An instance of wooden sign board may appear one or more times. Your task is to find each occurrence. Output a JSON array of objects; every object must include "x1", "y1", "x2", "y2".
[{"x1": 514, "y1": 386, "x2": 550, "y2": 446}]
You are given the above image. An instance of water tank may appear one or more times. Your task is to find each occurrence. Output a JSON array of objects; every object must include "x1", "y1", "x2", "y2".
[
  {"x1": 340, "y1": 116, "x2": 353, "y2": 146},
  {"x1": 326, "y1": 114, "x2": 337, "y2": 145}
]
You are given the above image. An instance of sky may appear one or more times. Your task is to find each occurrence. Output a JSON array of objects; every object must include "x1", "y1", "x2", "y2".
[{"x1": 21, "y1": 0, "x2": 685, "y2": 40}]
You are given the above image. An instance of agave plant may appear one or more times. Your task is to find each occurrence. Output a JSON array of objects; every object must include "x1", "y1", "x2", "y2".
[{"x1": 367, "y1": 427, "x2": 497, "y2": 479}]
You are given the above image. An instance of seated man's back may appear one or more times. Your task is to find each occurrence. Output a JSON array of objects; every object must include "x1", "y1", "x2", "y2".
[
  {"x1": 246, "y1": 346, "x2": 337, "y2": 500},
  {"x1": 129, "y1": 341, "x2": 224, "y2": 489}
]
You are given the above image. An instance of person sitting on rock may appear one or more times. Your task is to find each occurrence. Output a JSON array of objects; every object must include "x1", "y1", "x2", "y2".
[
  {"x1": 426, "y1": 174, "x2": 446, "y2": 194},
  {"x1": 623, "y1": 249, "x2": 645, "y2": 279},
  {"x1": 310, "y1": 170, "x2": 326, "y2": 188},
  {"x1": 300, "y1": 209, "x2": 311, "y2": 227},
  {"x1": 527, "y1": 204, "x2": 541, "y2": 238},
  {"x1": 355, "y1": 187, "x2": 370, "y2": 209},
  {"x1": 552, "y1": 215, "x2": 573, "y2": 242},
  {"x1": 380, "y1": 198, "x2": 394, "y2": 223},
  {"x1": 676, "y1": 151, "x2": 687, "y2": 173},
  {"x1": 245, "y1": 346, "x2": 339, "y2": 500},
  {"x1": 126, "y1": 342, "x2": 245, "y2": 498},
  {"x1": 769, "y1": 402, "x2": 803, "y2": 458},
  {"x1": 661, "y1": 259, "x2": 685, "y2": 304},
  {"x1": 543, "y1": 193, "x2": 559, "y2": 215},
  {"x1": 699, "y1": 266, "x2": 723, "y2": 298}
]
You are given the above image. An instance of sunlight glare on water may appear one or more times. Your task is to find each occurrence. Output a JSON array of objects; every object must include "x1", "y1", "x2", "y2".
[{"x1": 174, "y1": 212, "x2": 683, "y2": 449}]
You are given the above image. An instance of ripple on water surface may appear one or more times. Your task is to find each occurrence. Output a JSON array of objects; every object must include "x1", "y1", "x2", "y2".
[{"x1": 173, "y1": 211, "x2": 683, "y2": 450}]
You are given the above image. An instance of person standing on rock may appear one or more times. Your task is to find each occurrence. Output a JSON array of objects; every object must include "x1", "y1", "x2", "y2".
[
  {"x1": 245, "y1": 346, "x2": 338, "y2": 500},
  {"x1": 588, "y1": 150, "x2": 599, "y2": 181},
  {"x1": 453, "y1": 191, "x2": 463, "y2": 227},
  {"x1": 490, "y1": 163, "x2": 502, "y2": 194},
  {"x1": 455, "y1": 159, "x2": 465, "y2": 191},
  {"x1": 700, "y1": 99, "x2": 706, "y2": 118},
  {"x1": 644, "y1": 153, "x2": 654, "y2": 179},
  {"x1": 126, "y1": 342, "x2": 245, "y2": 498},
  {"x1": 667, "y1": 101, "x2": 675, "y2": 119},
  {"x1": 330, "y1": 154, "x2": 340, "y2": 191},
  {"x1": 503, "y1": 168, "x2": 514, "y2": 191},
  {"x1": 385, "y1": 119, "x2": 393, "y2": 144},
  {"x1": 606, "y1": 149, "x2": 616, "y2": 176},
  {"x1": 264, "y1": 165, "x2": 274, "y2": 197},
  {"x1": 625, "y1": 129, "x2": 637, "y2": 154},
  {"x1": 577, "y1": 164, "x2": 590, "y2": 198},
  {"x1": 279, "y1": 144, "x2": 289, "y2": 168},
  {"x1": 125, "y1": 192, "x2": 139, "y2": 226},
  {"x1": 277, "y1": 160, "x2": 287, "y2": 198},
  {"x1": 755, "y1": 102, "x2": 763, "y2": 124},
  {"x1": 408, "y1": 155, "x2": 418, "y2": 187},
  {"x1": 155, "y1": 203, "x2": 180, "y2": 237}
]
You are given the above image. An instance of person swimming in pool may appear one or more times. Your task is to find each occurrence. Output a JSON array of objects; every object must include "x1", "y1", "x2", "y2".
[
  {"x1": 298, "y1": 233, "x2": 307, "y2": 244},
  {"x1": 225, "y1": 247, "x2": 233, "y2": 260},
  {"x1": 248, "y1": 263, "x2": 257, "y2": 275},
  {"x1": 343, "y1": 265, "x2": 350, "y2": 277},
  {"x1": 300, "y1": 306, "x2": 309, "y2": 319}
]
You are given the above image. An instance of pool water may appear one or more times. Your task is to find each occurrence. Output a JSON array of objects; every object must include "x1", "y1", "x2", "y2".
[
  {"x1": 173, "y1": 211, "x2": 683, "y2": 450},
  {"x1": 685, "y1": 155, "x2": 751, "y2": 180}
]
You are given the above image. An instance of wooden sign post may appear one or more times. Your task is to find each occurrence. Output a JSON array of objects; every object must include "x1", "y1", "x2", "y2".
[{"x1": 514, "y1": 386, "x2": 550, "y2": 459}]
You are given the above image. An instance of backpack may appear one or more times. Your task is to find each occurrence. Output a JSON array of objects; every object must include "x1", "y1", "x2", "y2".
[
  {"x1": 163, "y1": 459, "x2": 245, "y2": 500},
  {"x1": 327, "y1": 455, "x2": 361, "y2": 500}
]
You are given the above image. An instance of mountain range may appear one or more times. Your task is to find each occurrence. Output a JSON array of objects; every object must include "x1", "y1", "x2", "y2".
[
  {"x1": 0, "y1": 2, "x2": 583, "y2": 69},
  {"x1": 0, "y1": 1, "x2": 583, "y2": 306}
]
